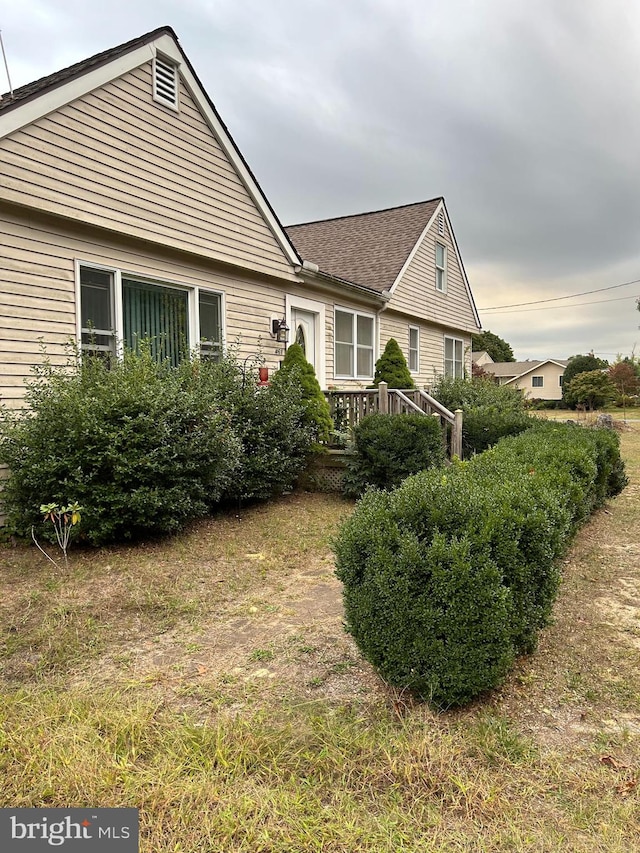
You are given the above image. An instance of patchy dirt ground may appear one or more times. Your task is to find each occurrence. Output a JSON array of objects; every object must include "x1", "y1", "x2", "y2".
[{"x1": 2, "y1": 429, "x2": 639, "y2": 753}]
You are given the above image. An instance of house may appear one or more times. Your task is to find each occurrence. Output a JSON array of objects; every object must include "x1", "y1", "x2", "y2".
[
  {"x1": 482, "y1": 359, "x2": 569, "y2": 400},
  {"x1": 0, "y1": 26, "x2": 480, "y2": 408},
  {"x1": 471, "y1": 350, "x2": 495, "y2": 367}
]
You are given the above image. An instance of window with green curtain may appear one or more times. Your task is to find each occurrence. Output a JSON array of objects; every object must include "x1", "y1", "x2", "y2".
[{"x1": 122, "y1": 279, "x2": 189, "y2": 367}]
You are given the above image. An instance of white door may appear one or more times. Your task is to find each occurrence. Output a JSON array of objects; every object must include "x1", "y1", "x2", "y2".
[{"x1": 291, "y1": 308, "x2": 317, "y2": 372}]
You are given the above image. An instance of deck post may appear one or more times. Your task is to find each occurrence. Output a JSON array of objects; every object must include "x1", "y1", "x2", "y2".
[
  {"x1": 452, "y1": 409, "x2": 463, "y2": 459},
  {"x1": 378, "y1": 381, "x2": 388, "y2": 414}
]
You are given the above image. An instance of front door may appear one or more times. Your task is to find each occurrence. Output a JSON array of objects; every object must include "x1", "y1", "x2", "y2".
[{"x1": 291, "y1": 308, "x2": 317, "y2": 372}]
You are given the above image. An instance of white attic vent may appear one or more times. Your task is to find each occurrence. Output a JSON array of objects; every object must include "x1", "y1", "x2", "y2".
[
  {"x1": 437, "y1": 211, "x2": 445, "y2": 236},
  {"x1": 153, "y1": 56, "x2": 178, "y2": 110}
]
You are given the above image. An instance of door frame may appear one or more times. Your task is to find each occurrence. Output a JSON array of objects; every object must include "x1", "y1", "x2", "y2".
[{"x1": 285, "y1": 294, "x2": 326, "y2": 389}]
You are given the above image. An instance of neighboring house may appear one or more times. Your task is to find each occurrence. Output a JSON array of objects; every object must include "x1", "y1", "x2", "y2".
[
  {"x1": 484, "y1": 360, "x2": 569, "y2": 400},
  {"x1": 0, "y1": 26, "x2": 480, "y2": 407},
  {"x1": 471, "y1": 350, "x2": 495, "y2": 367}
]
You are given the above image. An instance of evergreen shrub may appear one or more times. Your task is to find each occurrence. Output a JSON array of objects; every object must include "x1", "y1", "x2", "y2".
[
  {"x1": 273, "y1": 343, "x2": 333, "y2": 446},
  {"x1": 342, "y1": 413, "x2": 445, "y2": 498},
  {"x1": 0, "y1": 349, "x2": 314, "y2": 544},
  {"x1": 430, "y1": 376, "x2": 531, "y2": 455},
  {"x1": 333, "y1": 420, "x2": 627, "y2": 707},
  {"x1": 371, "y1": 339, "x2": 414, "y2": 389}
]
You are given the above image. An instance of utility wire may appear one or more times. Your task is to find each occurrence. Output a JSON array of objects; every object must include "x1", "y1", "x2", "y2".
[
  {"x1": 482, "y1": 294, "x2": 638, "y2": 315},
  {"x1": 479, "y1": 277, "x2": 640, "y2": 311}
]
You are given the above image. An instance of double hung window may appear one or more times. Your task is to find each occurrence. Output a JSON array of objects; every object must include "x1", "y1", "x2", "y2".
[
  {"x1": 334, "y1": 308, "x2": 375, "y2": 379},
  {"x1": 435, "y1": 243, "x2": 447, "y2": 292},
  {"x1": 408, "y1": 326, "x2": 420, "y2": 373},
  {"x1": 444, "y1": 336, "x2": 464, "y2": 379}
]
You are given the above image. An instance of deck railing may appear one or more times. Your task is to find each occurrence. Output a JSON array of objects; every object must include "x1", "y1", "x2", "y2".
[{"x1": 325, "y1": 381, "x2": 463, "y2": 458}]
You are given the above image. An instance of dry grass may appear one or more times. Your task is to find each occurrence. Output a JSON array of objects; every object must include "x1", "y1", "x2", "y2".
[{"x1": 1, "y1": 438, "x2": 639, "y2": 852}]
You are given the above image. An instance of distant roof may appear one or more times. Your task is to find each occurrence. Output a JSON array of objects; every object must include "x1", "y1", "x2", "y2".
[
  {"x1": 472, "y1": 350, "x2": 492, "y2": 361},
  {"x1": 285, "y1": 198, "x2": 442, "y2": 293},
  {"x1": 0, "y1": 26, "x2": 176, "y2": 113},
  {"x1": 485, "y1": 359, "x2": 569, "y2": 378}
]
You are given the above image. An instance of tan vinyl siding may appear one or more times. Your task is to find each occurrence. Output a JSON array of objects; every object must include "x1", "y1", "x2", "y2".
[
  {"x1": 380, "y1": 312, "x2": 471, "y2": 388},
  {"x1": 0, "y1": 63, "x2": 297, "y2": 283},
  {"x1": 389, "y1": 216, "x2": 478, "y2": 333},
  {"x1": 509, "y1": 363, "x2": 565, "y2": 400},
  {"x1": 0, "y1": 210, "x2": 296, "y2": 407}
]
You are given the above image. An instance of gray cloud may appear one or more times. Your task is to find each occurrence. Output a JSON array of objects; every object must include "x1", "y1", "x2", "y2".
[{"x1": 3, "y1": 0, "x2": 640, "y2": 359}]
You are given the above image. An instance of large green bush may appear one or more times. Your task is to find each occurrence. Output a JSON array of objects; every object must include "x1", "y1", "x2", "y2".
[
  {"x1": 334, "y1": 421, "x2": 627, "y2": 707},
  {"x1": 562, "y1": 354, "x2": 609, "y2": 407},
  {"x1": 342, "y1": 413, "x2": 445, "y2": 498},
  {"x1": 0, "y1": 349, "x2": 314, "y2": 544},
  {"x1": 430, "y1": 376, "x2": 531, "y2": 455}
]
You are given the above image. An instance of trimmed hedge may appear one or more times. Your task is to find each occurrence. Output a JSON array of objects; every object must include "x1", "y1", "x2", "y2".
[
  {"x1": 342, "y1": 413, "x2": 445, "y2": 498},
  {"x1": 334, "y1": 421, "x2": 627, "y2": 707}
]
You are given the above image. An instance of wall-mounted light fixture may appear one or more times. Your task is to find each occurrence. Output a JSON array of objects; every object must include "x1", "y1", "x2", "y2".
[{"x1": 271, "y1": 317, "x2": 290, "y2": 344}]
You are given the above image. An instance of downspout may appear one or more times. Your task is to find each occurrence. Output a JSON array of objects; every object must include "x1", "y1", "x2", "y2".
[{"x1": 375, "y1": 289, "x2": 392, "y2": 366}]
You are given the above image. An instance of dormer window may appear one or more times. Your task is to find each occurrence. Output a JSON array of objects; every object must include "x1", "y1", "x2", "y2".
[{"x1": 153, "y1": 56, "x2": 179, "y2": 110}]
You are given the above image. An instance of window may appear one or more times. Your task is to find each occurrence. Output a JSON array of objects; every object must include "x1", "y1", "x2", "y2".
[
  {"x1": 79, "y1": 265, "x2": 222, "y2": 367},
  {"x1": 409, "y1": 326, "x2": 419, "y2": 373},
  {"x1": 334, "y1": 308, "x2": 375, "y2": 378},
  {"x1": 532, "y1": 376, "x2": 544, "y2": 388},
  {"x1": 444, "y1": 336, "x2": 464, "y2": 378},
  {"x1": 80, "y1": 267, "x2": 116, "y2": 356},
  {"x1": 559, "y1": 375, "x2": 564, "y2": 387},
  {"x1": 435, "y1": 243, "x2": 447, "y2": 292},
  {"x1": 153, "y1": 55, "x2": 179, "y2": 110}
]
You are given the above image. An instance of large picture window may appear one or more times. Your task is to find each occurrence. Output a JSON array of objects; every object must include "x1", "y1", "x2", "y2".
[
  {"x1": 334, "y1": 308, "x2": 375, "y2": 379},
  {"x1": 444, "y1": 336, "x2": 464, "y2": 378},
  {"x1": 79, "y1": 265, "x2": 223, "y2": 367}
]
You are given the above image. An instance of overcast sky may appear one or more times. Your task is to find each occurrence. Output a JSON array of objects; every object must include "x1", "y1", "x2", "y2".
[{"x1": 3, "y1": 0, "x2": 640, "y2": 361}]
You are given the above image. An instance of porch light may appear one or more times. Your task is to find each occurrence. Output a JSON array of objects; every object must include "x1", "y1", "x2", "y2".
[{"x1": 271, "y1": 317, "x2": 290, "y2": 343}]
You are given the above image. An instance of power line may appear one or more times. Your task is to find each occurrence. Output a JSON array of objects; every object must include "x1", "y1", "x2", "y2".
[
  {"x1": 482, "y1": 294, "x2": 638, "y2": 314},
  {"x1": 478, "y1": 277, "x2": 640, "y2": 311}
]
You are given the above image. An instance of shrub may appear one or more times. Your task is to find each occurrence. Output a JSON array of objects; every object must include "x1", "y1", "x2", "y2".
[
  {"x1": 218, "y1": 367, "x2": 314, "y2": 504},
  {"x1": 334, "y1": 421, "x2": 627, "y2": 707},
  {"x1": 0, "y1": 349, "x2": 315, "y2": 544},
  {"x1": 430, "y1": 377, "x2": 531, "y2": 455},
  {"x1": 342, "y1": 413, "x2": 445, "y2": 498},
  {"x1": 371, "y1": 339, "x2": 414, "y2": 389},
  {"x1": 273, "y1": 343, "x2": 333, "y2": 445},
  {"x1": 0, "y1": 349, "x2": 240, "y2": 545}
]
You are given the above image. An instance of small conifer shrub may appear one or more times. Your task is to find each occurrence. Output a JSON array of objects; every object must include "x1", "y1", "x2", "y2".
[
  {"x1": 274, "y1": 343, "x2": 333, "y2": 445},
  {"x1": 372, "y1": 338, "x2": 414, "y2": 389}
]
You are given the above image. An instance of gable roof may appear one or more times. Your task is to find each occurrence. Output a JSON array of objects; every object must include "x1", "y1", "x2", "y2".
[
  {"x1": 486, "y1": 359, "x2": 569, "y2": 380},
  {"x1": 0, "y1": 26, "x2": 301, "y2": 268},
  {"x1": 285, "y1": 199, "x2": 442, "y2": 293},
  {"x1": 0, "y1": 26, "x2": 174, "y2": 113}
]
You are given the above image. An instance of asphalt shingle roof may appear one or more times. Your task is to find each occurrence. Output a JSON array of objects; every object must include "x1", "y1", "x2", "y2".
[
  {"x1": 285, "y1": 198, "x2": 442, "y2": 293},
  {"x1": 0, "y1": 26, "x2": 176, "y2": 113},
  {"x1": 486, "y1": 359, "x2": 569, "y2": 378}
]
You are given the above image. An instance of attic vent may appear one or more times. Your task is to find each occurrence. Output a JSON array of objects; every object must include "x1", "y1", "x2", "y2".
[
  {"x1": 153, "y1": 56, "x2": 178, "y2": 110},
  {"x1": 437, "y1": 211, "x2": 445, "y2": 236}
]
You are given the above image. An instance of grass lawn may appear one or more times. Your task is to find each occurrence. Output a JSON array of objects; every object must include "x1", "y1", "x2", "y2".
[{"x1": 1, "y1": 429, "x2": 639, "y2": 851}]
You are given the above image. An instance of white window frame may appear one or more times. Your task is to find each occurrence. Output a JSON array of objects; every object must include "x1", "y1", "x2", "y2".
[
  {"x1": 75, "y1": 261, "x2": 224, "y2": 361},
  {"x1": 444, "y1": 335, "x2": 464, "y2": 379},
  {"x1": 153, "y1": 55, "x2": 179, "y2": 111},
  {"x1": 532, "y1": 375, "x2": 544, "y2": 388},
  {"x1": 408, "y1": 325, "x2": 420, "y2": 374},
  {"x1": 435, "y1": 242, "x2": 447, "y2": 293},
  {"x1": 334, "y1": 307, "x2": 376, "y2": 380}
]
